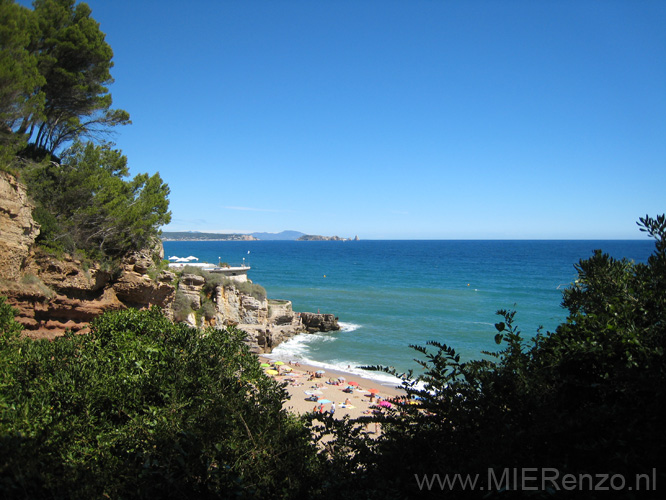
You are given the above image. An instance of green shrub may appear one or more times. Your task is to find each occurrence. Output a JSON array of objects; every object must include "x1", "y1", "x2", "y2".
[
  {"x1": 202, "y1": 272, "x2": 225, "y2": 296},
  {"x1": 235, "y1": 281, "x2": 267, "y2": 301},
  {"x1": 20, "y1": 273, "x2": 40, "y2": 285},
  {"x1": 0, "y1": 307, "x2": 320, "y2": 498},
  {"x1": 146, "y1": 259, "x2": 169, "y2": 281},
  {"x1": 0, "y1": 296, "x2": 22, "y2": 340},
  {"x1": 199, "y1": 299, "x2": 217, "y2": 320},
  {"x1": 171, "y1": 289, "x2": 193, "y2": 322},
  {"x1": 179, "y1": 265, "x2": 207, "y2": 277},
  {"x1": 322, "y1": 216, "x2": 666, "y2": 498}
]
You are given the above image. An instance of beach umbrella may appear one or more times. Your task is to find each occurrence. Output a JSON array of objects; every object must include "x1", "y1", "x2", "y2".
[
  {"x1": 265, "y1": 369, "x2": 279, "y2": 375},
  {"x1": 274, "y1": 361, "x2": 285, "y2": 366},
  {"x1": 316, "y1": 370, "x2": 326, "y2": 374},
  {"x1": 368, "y1": 388, "x2": 379, "y2": 394},
  {"x1": 317, "y1": 399, "x2": 332, "y2": 404},
  {"x1": 260, "y1": 363, "x2": 271, "y2": 367},
  {"x1": 379, "y1": 400, "x2": 393, "y2": 408},
  {"x1": 348, "y1": 381, "x2": 359, "y2": 387}
]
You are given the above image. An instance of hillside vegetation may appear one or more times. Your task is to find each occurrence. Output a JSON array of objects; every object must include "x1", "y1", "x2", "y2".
[
  {"x1": 0, "y1": 305, "x2": 319, "y2": 498},
  {"x1": 1, "y1": 0, "x2": 170, "y2": 260}
]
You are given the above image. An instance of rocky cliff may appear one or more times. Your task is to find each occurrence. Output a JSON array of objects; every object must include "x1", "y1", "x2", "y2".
[
  {"x1": 0, "y1": 171, "x2": 176, "y2": 339},
  {"x1": 173, "y1": 273, "x2": 340, "y2": 354},
  {"x1": 1, "y1": 172, "x2": 340, "y2": 350},
  {"x1": 0, "y1": 172, "x2": 40, "y2": 282}
]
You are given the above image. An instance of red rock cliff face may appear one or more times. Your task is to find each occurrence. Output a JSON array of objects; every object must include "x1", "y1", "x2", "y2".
[{"x1": 0, "y1": 172, "x2": 175, "y2": 339}]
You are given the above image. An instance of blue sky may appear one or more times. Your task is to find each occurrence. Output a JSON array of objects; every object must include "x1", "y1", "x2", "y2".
[{"x1": 28, "y1": 0, "x2": 666, "y2": 238}]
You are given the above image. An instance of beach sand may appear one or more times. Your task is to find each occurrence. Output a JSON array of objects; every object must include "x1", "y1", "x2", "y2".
[{"x1": 259, "y1": 356, "x2": 406, "y2": 423}]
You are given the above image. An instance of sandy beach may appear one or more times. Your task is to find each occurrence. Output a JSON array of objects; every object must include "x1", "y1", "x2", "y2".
[{"x1": 258, "y1": 356, "x2": 406, "y2": 423}]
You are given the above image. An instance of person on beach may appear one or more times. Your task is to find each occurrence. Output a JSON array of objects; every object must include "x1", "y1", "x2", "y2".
[{"x1": 330, "y1": 403, "x2": 336, "y2": 416}]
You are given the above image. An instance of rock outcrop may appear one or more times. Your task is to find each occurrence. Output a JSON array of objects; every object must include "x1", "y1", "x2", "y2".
[
  {"x1": 3, "y1": 246, "x2": 176, "y2": 339},
  {"x1": 0, "y1": 172, "x2": 175, "y2": 339},
  {"x1": 0, "y1": 171, "x2": 340, "y2": 350},
  {"x1": 178, "y1": 278, "x2": 341, "y2": 354},
  {"x1": 300, "y1": 312, "x2": 340, "y2": 333},
  {"x1": 0, "y1": 172, "x2": 41, "y2": 282}
]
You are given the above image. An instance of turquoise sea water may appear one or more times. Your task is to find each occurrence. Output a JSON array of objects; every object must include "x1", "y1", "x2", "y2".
[{"x1": 163, "y1": 239, "x2": 654, "y2": 385}]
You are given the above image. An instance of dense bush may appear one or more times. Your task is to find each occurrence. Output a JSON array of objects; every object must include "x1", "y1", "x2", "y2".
[
  {"x1": 0, "y1": 297, "x2": 22, "y2": 340},
  {"x1": 171, "y1": 288, "x2": 193, "y2": 323},
  {"x1": 22, "y1": 141, "x2": 170, "y2": 258},
  {"x1": 0, "y1": 307, "x2": 320, "y2": 499}
]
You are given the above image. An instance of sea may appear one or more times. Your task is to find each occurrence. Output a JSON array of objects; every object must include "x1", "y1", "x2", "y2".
[{"x1": 163, "y1": 239, "x2": 655, "y2": 386}]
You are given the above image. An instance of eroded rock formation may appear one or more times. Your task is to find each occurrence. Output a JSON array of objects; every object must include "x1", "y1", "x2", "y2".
[
  {"x1": 0, "y1": 171, "x2": 340, "y2": 350},
  {"x1": 300, "y1": 312, "x2": 340, "y2": 333},
  {"x1": 0, "y1": 172, "x2": 175, "y2": 339},
  {"x1": 0, "y1": 172, "x2": 40, "y2": 282},
  {"x1": 181, "y1": 281, "x2": 340, "y2": 354}
]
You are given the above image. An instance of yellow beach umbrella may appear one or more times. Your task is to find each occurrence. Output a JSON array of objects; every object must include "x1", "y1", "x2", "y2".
[{"x1": 266, "y1": 369, "x2": 279, "y2": 375}]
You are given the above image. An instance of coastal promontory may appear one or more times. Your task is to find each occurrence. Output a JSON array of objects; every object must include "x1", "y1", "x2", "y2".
[{"x1": 0, "y1": 172, "x2": 339, "y2": 350}]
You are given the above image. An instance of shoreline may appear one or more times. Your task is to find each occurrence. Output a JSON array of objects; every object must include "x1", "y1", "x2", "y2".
[
  {"x1": 263, "y1": 349, "x2": 406, "y2": 391},
  {"x1": 258, "y1": 355, "x2": 407, "y2": 423}
]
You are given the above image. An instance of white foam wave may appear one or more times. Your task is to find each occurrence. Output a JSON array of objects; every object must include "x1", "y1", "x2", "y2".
[
  {"x1": 313, "y1": 360, "x2": 404, "y2": 388},
  {"x1": 470, "y1": 321, "x2": 495, "y2": 327},
  {"x1": 266, "y1": 333, "x2": 331, "y2": 360},
  {"x1": 265, "y1": 337, "x2": 404, "y2": 389},
  {"x1": 338, "y1": 321, "x2": 361, "y2": 332}
]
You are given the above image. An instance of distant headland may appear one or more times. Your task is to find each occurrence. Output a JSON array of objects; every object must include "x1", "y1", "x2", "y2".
[
  {"x1": 161, "y1": 230, "x2": 359, "y2": 242},
  {"x1": 296, "y1": 234, "x2": 359, "y2": 241}
]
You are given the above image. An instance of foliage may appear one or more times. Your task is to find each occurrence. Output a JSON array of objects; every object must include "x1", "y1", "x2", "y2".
[
  {"x1": 177, "y1": 267, "x2": 267, "y2": 302},
  {"x1": 146, "y1": 259, "x2": 169, "y2": 282},
  {"x1": 0, "y1": 0, "x2": 44, "y2": 160},
  {"x1": 0, "y1": 307, "x2": 321, "y2": 499},
  {"x1": 171, "y1": 288, "x2": 193, "y2": 323},
  {"x1": 22, "y1": 140, "x2": 171, "y2": 257},
  {"x1": 235, "y1": 280, "x2": 267, "y2": 301},
  {"x1": 0, "y1": 296, "x2": 22, "y2": 340},
  {"x1": 0, "y1": 0, "x2": 129, "y2": 158},
  {"x1": 199, "y1": 298, "x2": 217, "y2": 321},
  {"x1": 1, "y1": 1, "x2": 167, "y2": 261},
  {"x1": 321, "y1": 215, "x2": 666, "y2": 499}
]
